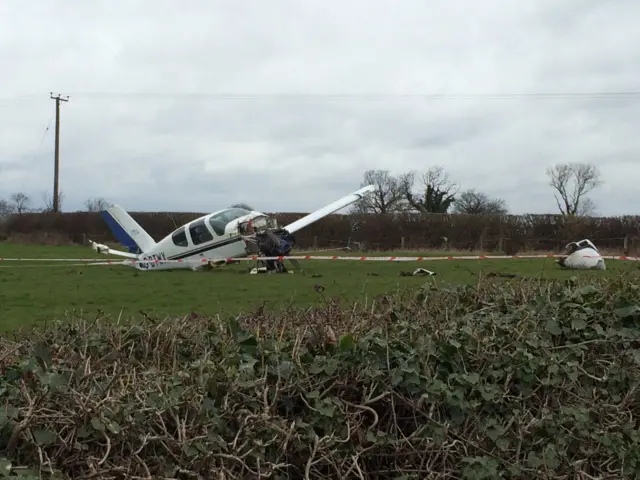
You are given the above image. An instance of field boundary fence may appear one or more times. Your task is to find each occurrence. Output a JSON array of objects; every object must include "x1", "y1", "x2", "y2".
[{"x1": 0, "y1": 211, "x2": 639, "y2": 254}]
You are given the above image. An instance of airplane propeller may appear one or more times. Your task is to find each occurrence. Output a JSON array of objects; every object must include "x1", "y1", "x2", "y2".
[{"x1": 241, "y1": 227, "x2": 301, "y2": 273}]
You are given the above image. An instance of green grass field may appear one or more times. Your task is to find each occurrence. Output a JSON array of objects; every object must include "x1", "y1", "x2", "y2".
[{"x1": 1, "y1": 243, "x2": 638, "y2": 331}]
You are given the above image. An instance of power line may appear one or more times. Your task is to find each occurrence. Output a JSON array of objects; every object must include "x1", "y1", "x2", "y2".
[
  {"x1": 1, "y1": 91, "x2": 639, "y2": 102},
  {"x1": 17, "y1": 112, "x2": 55, "y2": 195},
  {"x1": 54, "y1": 91, "x2": 640, "y2": 100},
  {"x1": 0, "y1": 94, "x2": 40, "y2": 106}
]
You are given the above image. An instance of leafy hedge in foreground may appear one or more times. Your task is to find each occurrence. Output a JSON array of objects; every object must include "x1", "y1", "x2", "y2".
[{"x1": 1, "y1": 275, "x2": 640, "y2": 479}]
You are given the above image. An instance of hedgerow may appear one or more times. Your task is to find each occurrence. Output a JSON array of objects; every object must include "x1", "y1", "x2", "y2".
[
  {"x1": 1, "y1": 274, "x2": 639, "y2": 478},
  {"x1": 3, "y1": 210, "x2": 640, "y2": 251}
]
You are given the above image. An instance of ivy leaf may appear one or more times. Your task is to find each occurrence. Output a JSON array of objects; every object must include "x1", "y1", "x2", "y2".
[
  {"x1": 462, "y1": 373, "x2": 480, "y2": 385},
  {"x1": 579, "y1": 285, "x2": 598, "y2": 295},
  {"x1": 277, "y1": 361, "x2": 293, "y2": 379},
  {"x1": 0, "y1": 458, "x2": 11, "y2": 477},
  {"x1": 32, "y1": 429, "x2": 56, "y2": 445},
  {"x1": 32, "y1": 342, "x2": 53, "y2": 371},
  {"x1": 106, "y1": 420, "x2": 121, "y2": 435},
  {"x1": 615, "y1": 305, "x2": 640, "y2": 318},
  {"x1": 308, "y1": 363, "x2": 323, "y2": 375},
  {"x1": 339, "y1": 334, "x2": 355, "y2": 351},
  {"x1": 317, "y1": 403, "x2": 335, "y2": 417},
  {"x1": 391, "y1": 369, "x2": 403, "y2": 386},
  {"x1": 91, "y1": 417, "x2": 105, "y2": 432},
  {"x1": 571, "y1": 317, "x2": 587, "y2": 330},
  {"x1": 545, "y1": 319, "x2": 562, "y2": 335},
  {"x1": 323, "y1": 359, "x2": 339, "y2": 376}
]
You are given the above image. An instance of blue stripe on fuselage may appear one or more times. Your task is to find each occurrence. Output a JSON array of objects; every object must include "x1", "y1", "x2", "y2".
[{"x1": 100, "y1": 210, "x2": 141, "y2": 254}]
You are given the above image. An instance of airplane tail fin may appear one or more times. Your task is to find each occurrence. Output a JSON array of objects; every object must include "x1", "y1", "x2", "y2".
[{"x1": 100, "y1": 205, "x2": 156, "y2": 254}]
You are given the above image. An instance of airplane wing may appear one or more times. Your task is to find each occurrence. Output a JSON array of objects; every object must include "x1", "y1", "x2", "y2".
[
  {"x1": 283, "y1": 185, "x2": 376, "y2": 234},
  {"x1": 89, "y1": 240, "x2": 140, "y2": 259}
]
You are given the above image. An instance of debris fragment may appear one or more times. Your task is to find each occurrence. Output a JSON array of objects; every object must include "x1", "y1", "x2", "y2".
[
  {"x1": 486, "y1": 272, "x2": 520, "y2": 279},
  {"x1": 400, "y1": 268, "x2": 436, "y2": 276}
]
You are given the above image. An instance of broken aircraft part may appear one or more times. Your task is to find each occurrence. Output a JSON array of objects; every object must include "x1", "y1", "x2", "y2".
[{"x1": 556, "y1": 239, "x2": 606, "y2": 270}]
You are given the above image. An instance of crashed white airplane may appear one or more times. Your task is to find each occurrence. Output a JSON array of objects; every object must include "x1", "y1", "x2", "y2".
[
  {"x1": 90, "y1": 185, "x2": 376, "y2": 272},
  {"x1": 556, "y1": 239, "x2": 606, "y2": 270}
]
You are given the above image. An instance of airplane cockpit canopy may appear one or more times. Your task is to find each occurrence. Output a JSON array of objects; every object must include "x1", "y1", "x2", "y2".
[
  {"x1": 211, "y1": 208, "x2": 251, "y2": 223},
  {"x1": 170, "y1": 208, "x2": 254, "y2": 247},
  {"x1": 207, "y1": 208, "x2": 252, "y2": 235}
]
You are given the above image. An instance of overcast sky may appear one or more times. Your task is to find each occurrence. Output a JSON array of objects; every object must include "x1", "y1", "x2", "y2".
[{"x1": 1, "y1": 0, "x2": 639, "y2": 216}]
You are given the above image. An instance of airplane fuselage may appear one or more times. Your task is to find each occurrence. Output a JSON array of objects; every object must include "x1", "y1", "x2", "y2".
[{"x1": 133, "y1": 207, "x2": 268, "y2": 270}]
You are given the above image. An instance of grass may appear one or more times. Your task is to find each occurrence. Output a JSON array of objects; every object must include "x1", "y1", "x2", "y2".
[{"x1": 1, "y1": 243, "x2": 638, "y2": 331}]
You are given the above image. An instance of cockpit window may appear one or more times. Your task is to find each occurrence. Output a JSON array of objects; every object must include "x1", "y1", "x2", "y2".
[
  {"x1": 208, "y1": 217, "x2": 226, "y2": 236},
  {"x1": 211, "y1": 208, "x2": 250, "y2": 223},
  {"x1": 171, "y1": 226, "x2": 188, "y2": 247},
  {"x1": 189, "y1": 219, "x2": 214, "y2": 245},
  {"x1": 207, "y1": 208, "x2": 251, "y2": 236}
]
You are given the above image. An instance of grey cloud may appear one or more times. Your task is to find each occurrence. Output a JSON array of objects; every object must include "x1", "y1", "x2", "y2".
[
  {"x1": 1, "y1": 0, "x2": 639, "y2": 217},
  {"x1": 99, "y1": 169, "x2": 368, "y2": 214}
]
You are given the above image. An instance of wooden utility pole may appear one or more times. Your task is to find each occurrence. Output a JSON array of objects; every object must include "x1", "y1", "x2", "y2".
[{"x1": 50, "y1": 92, "x2": 69, "y2": 213}]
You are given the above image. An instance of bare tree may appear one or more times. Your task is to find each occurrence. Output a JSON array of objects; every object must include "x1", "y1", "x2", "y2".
[
  {"x1": 452, "y1": 189, "x2": 508, "y2": 214},
  {"x1": 546, "y1": 163, "x2": 602, "y2": 216},
  {"x1": 576, "y1": 197, "x2": 597, "y2": 217},
  {"x1": 0, "y1": 199, "x2": 12, "y2": 218},
  {"x1": 40, "y1": 190, "x2": 65, "y2": 212},
  {"x1": 352, "y1": 169, "x2": 410, "y2": 214},
  {"x1": 401, "y1": 166, "x2": 458, "y2": 213},
  {"x1": 9, "y1": 192, "x2": 30, "y2": 214},
  {"x1": 85, "y1": 197, "x2": 113, "y2": 212},
  {"x1": 230, "y1": 203, "x2": 254, "y2": 210}
]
